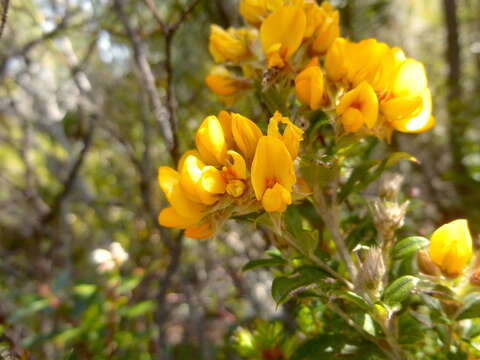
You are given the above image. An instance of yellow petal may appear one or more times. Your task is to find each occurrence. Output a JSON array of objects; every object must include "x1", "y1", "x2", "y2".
[
  {"x1": 195, "y1": 115, "x2": 228, "y2": 165},
  {"x1": 267, "y1": 111, "x2": 304, "y2": 159},
  {"x1": 251, "y1": 136, "x2": 296, "y2": 201},
  {"x1": 185, "y1": 222, "x2": 215, "y2": 239},
  {"x1": 205, "y1": 67, "x2": 249, "y2": 97},
  {"x1": 158, "y1": 207, "x2": 199, "y2": 228},
  {"x1": 240, "y1": 0, "x2": 269, "y2": 25},
  {"x1": 260, "y1": 5, "x2": 307, "y2": 66},
  {"x1": 201, "y1": 166, "x2": 227, "y2": 194},
  {"x1": 391, "y1": 88, "x2": 434, "y2": 133},
  {"x1": 262, "y1": 183, "x2": 292, "y2": 212},
  {"x1": 179, "y1": 152, "x2": 206, "y2": 203},
  {"x1": 227, "y1": 150, "x2": 247, "y2": 179},
  {"x1": 393, "y1": 58, "x2": 427, "y2": 97},
  {"x1": 325, "y1": 37, "x2": 349, "y2": 82},
  {"x1": 340, "y1": 108, "x2": 363, "y2": 133},
  {"x1": 208, "y1": 25, "x2": 254, "y2": 63},
  {"x1": 295, "y1": 64, "x2": 325, "y2": 110},
  {"x1": 381, "y1": 95, "x2": 423, "y2": 122},
  {"x1": 309, "y1": 4, "x2": 339, "y2": 54},
  {"x1": 158, "y1": 167, "x2": 205, "y2": 219},
  {"x1": 226, "y1": 179, "x2": 247, "y2": 198},
  {"x1": 231, "y1": 113, "x2": 263, "y2": 163},
  {"x1": 429, "y1": 219, "x2": 473, "y2": 277},
  {"x1": 218, "y1": 110, "x2": 234, "y2": 148},
  {"x1": 336, "y1": 81, "x2": 378, "y2": 130}
]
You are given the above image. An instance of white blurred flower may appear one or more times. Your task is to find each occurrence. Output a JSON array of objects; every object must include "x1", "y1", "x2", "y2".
[
  {"x1": 91, "y1": 242, "x2": 128, "y2": 273},
  {"x1": 109, "y1": 242, "x2": 129, "y2": 264}
]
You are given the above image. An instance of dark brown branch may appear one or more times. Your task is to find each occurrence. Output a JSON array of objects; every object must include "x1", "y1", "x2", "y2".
[
  {"x1": 0, "y1": 0, "x2": 10, "y2": 39},
  {"x1": 41, "y1": 121, "x2": 94, "y2": 224}
]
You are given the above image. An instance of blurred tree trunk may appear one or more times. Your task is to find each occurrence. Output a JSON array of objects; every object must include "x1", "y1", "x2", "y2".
[{"x1": 442, "y1": 0, "x2": 469, "y2": 192}]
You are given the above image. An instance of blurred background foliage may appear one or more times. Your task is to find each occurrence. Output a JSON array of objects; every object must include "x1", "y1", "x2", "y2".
[{"x1": 0, "y1": 0, "x2": 479, "y2": 358}]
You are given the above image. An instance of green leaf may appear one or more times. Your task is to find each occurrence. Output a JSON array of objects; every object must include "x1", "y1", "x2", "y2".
[
  {"x1": 271, "y1": 267, "x2": 327, "y2": 304},
  {"x1": 457, "y1": 293, "x2": 480, "y2": 320},
  {"x1": 242, "y1": 257, "x2": 287, "y2": 272},
  {"x1": 332, "y1": 290, "x2": 370, "y2": 312},
  {"x1": 392, "y1": 236, "x2": 429, "y2": 260},
  {"x1": 73, "y1": 284, "x2": 97, "y2": 298},
  {"x1": 338, "y1": 152, "x2": 417, "y2": 202},
  {"x1": 285, "y1": 207, "x2": 319, "y2": 254},
  {"x1": 119, "y1": 300, "x2": 156, "y2": 318},
  {"x1": 290, "y1": 334, "x2": 341, "y2": 360},
  {"x1": 383, "y1": 276, "x2": 420, "y2": 304},
  {"x1": 8, "y1": 299, "x2": 50, "y2": 322}
]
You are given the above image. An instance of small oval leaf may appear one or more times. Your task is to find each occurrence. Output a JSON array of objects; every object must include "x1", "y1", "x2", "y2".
[
  {"x1": 392, "y1": 236, "x2": 429, "y2": 260},
  {"x1": 242, "y1": 257, "x2": 287, "y2": 272},
  {"x1": 271, "y1": 267, "x2": 327, "y2": 304},
  {"x1": 457, "y1": 293, "x2": 480, "y2": 320},
  {"x1": 383, "y1": 275, "x2": 420, "y2": 304}
]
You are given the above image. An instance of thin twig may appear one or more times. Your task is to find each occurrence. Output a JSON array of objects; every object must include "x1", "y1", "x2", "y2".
[
  {"x1": 0, "y1": 0, "x2": 10, "y2": 39},
  {"x1": 113, "y1": 0, "x2": 177, "y2": 157}
]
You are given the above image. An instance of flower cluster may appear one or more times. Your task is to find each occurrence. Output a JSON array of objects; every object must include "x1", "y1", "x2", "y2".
[
  {"x1": 206, "y1": 0, "x2": 434, "y2": 139},
  {"x1": 158, "y1": 111, "x2": 304, "y2": 239}
]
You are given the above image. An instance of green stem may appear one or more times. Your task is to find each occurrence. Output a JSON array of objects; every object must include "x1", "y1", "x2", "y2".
[
  {"x1": 270, "y1": 214, "x2": 353, "y2": 289},
  {"x1": 313, "y1": 190, "x2": 357, "y2": 281}
]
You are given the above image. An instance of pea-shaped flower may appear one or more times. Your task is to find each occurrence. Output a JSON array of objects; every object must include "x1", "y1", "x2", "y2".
[
  {"x1": 251, "y1": 136, "x2": 296, "y2": 212},
  {"x1": 260, "y1": 5, "x2": 306, "y2": 68},
  {"x1": 208, "y1": 25, "x2": 256, "y2": 64},
  {"x1": 429, "y1": 219, "x2": 473, "y2": 277},
  {"x1": 336, "y1": 81, "x2": 378, "y2": 133}
]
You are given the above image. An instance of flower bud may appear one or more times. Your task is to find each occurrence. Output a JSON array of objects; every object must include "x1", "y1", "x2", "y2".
[
  {"x1": 205, "y1": 67, "x2": 250, "y2": 104},
  {"x1": 429, "y1": 219, "x2": 473, "y2": 277},
  {"x1": 195, "y1": 115, "x2": 229, "y2": 165},
  {"x1": 208, "y1": 25, "x2": 256, "y2": 64},
  {"x1": 307, "y1": 2, "x2": 340, "y2": 55},
  {"x1": 357, "y1": 247, "x2": 385, "y2": 296},
  {"x1": 295, "y1": 59, "x2": 325, "y2": 110},
  {"x1": 379, "y1": 173, "x2": 404, "y2": 201},
  {"x1": 239, "y1": 0, "x2": 284, "y2": 26},
  {"x1": 369, "y1": 199, "x2": 409, "y2": 242},
  {"x1": 231, "y1": 113, "x2": 262, "y2": 163}
]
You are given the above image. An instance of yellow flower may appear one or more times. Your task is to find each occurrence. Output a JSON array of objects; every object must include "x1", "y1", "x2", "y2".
[
  {"x1": 381, "y1": 58, "x2": 434, "y2": 133},
  {"x1": 388, "y1": 89, "x2": 435, "y2": 133},
  {"x1": 260, "y1": 5, "x2": 306, "y2": 68},
  {"x1": 208, "y1": 25, "x2": 256, "y2": 63},
  {"x1": 251, "y1": 136, "x2": 296, "y2": 212},
  {"x1": 336, "y1": 81, "x2": 378, "y2": 132},
  {"x1": 325, "y1": 37, "x2": 350, "y2": 83},
  {"x1": 195, "y1": 115, "x2": 229, "y2": 165},
  {"x1": 222, "y1": 150, "x2": 248, "y2": 198},
  {"x1": 429, "y1": 219, "x2": 473, "y2": 277},
  {"x1": 205, "y1": 67, "x2": 250, "y2": 104},
  {"x1": 157, "y1": 167, "x2": 205, "y2": 228},
  {"x1": 179, "y1": 152, "x2": 225, "y2": 205},
  {"x1": 231, "y1": 113, "x2": 263, "y2": 163},
  {"x1": 267, "y1": 111, "x2": 304, "y2": 159},
  {"x1": 239, "y1": 0, "x2": 285, "y2": 26},
  {"x1": 307, "y1": 1, "x2": 340, "y2": 55},
  {"x1": 295, "y1": 58, "x2": 325, "y2": 110}
]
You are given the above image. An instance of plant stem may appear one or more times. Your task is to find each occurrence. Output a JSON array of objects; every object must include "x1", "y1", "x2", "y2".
[
  {"x1": 270, "y1": 214, "x2": 353, "y2": 289},
  {"x1": 313, "y1": 190, "x2": 357, "y2": 280}
]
